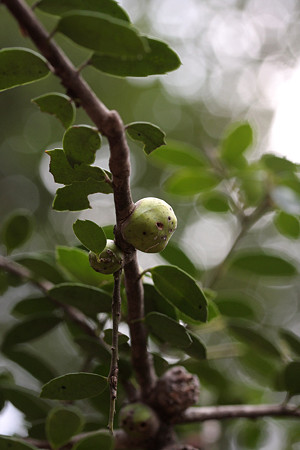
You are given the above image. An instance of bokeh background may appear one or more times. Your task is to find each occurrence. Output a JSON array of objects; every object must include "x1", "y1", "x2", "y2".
[{"x1": 0, "y1": 0, "x2": 300, "y2": 448}]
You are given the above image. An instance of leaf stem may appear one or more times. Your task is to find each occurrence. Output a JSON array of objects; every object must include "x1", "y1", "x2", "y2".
[{"x1": 108, "y1": 269, "x2": 122, "y2": 434}]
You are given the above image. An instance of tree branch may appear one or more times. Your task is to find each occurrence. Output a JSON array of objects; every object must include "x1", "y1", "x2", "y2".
[
  {"x1": 3, "y1": 0, "x2": 156, "y2": 399},
  {"x1": 173, "y1": 403, "x2": 300, "y2": 424}
]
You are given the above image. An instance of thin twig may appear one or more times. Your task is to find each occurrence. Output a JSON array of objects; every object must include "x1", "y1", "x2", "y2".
[
  {"x1": 108, "y1": 269, "x2": 122, "y2": 434},
  {"x1": 173, "y1": 403, "x2": 300, "y2": 424}
]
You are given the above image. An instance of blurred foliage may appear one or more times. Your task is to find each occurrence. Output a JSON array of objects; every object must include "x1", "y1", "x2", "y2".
[{"x1": 0, "y1": 0, "x2": 300, "y2": 449}]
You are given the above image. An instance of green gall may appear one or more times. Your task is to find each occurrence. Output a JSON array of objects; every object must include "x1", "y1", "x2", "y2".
[
  {"x1": 89, "y1": 239, "x2": 123, "y2": 274},
  {"x1": 119, "y1": 402, "x2": 159, "y2": 443},
  {"x1": 121, "y1": 197, "x2": 177, "y2": 253}
]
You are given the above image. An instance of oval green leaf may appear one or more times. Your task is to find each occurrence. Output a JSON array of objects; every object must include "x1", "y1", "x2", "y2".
[
  {"x1": 274, "y1": 211, "x2": 300, "y2": 239},
  {"x1": 90, "y1": 36, "x2": 181, "y2": 77},
  {"x1": 57, "y1": 12, "x2": 145, "y2": 55},
  {"x1": 229, "y1": 251, "x2": 297, "y2": 277},
  {"x1": 38, "y1": 0, "x2": 129, "y2": 22},
  {"x1": 73, "y1": 219, "x2": 106, "y2": 253},
  {"x1": 1, "y1": 385, "x2": 51, "y2": 420},
  {"x1": 0, "y1": 48, "x2": 49, "y2": 91},
  {"x1": 149, "y1": 139, "x2": 206, "y2": 168},
  {"x1": 126, "y1": 122, "x2": 166, "y2": 154},
  {"x1": 11, "y1": 296, "x2": 56, "y2": 317},
  {"x1": 185, "y1": 331, "x2": 207, "y2": 360},
  {"x1": 160, "y1": 241, "x2": 200, "y2": 279},
  {"x1": 145, "y1": 312, "x2": 192, "y2": 348},
  {"x1": 164, "y1": 168, "x2": 220, "y2": 196},
  {"x1": 0, "y1": 436, "x2": 38, "y2": 450},
  {"x1": 150, "y1": 265, "x2": 207, "y2": 322},
  {"x1": 32, "y1": 93, "x2": 75, "y2": 128},
  {"x1": 40, "y1": 372, "x2": 107, "y2": 400},
  {"x1": 49, "y1": 282, "x2": 112, "y2": 317},
  {"x1": 73, "y1": 431, "x2": 114, "y2": 450},
  {"x1": 2, "y1": 314, "x2": 61, "y2": 349},
  {"x1": 221, "y1": 121, "x2": 253, "y2": 163},
  {"x1": 1, "y1": 210, "x2": 33, "y2": 254},
  {"x1": 63, "y1": 125, "x2": 101, "y2": 167},
  {"x1": 283, "y1": 361, "x2": 300, "y2": 396},
  {"x1": 15, "y1": 253, "x2": 65, "y2": 284},
  {"x1": 200, "y1": 192, "x2": 230, "y2": 213},
  {"x1": 279, "y1": 329, "x2": 300, "y2": 357},
  {"x1": 46, "y1": 406, "x2": 84, "y2": 449}
]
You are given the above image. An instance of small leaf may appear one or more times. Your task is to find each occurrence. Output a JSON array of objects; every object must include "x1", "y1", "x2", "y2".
[
  {"x1": 126, "y1": 122, "x2": 166, "y2": 154},
  {"x1": 2, "y1": 347, "x2": 57, "y2": 384},
  {"x1": 1, "y1": 210, "x2": 33, "y2": 254},
  {"x1": 73, "y1": 430, "x2": 114, "y2": 450},
  {"x1": 144, "y1": 283, "x2": 177, "y2": 320},
  {"x1": 185, "y1": 331, "x2": 207, "y2": 360},
  {"x1": 150, "y1": 265, "x2": 207, "y2": 322},
  {"x1": 283, "y1": 361, "x2": 300, "y2": 396},
  {"x1": 0, "y1": 48, "x2": 49, "y2": 91},
  {"x1": 200, "y1": 192, "x2": 230, "y2": 213},
  {"x1": 73, "y1": 220, "x2": 106, "y2": 253},
  {"x1": 230, "y1": 251, "x2": 297, "y2": 277},
  {"x1": 2, "y1": 314, "x2": 61, "y2": 349},
  {"x1": 149, "y1": 139, "x2": 206, "y2": 168},
  {"x1": 0, "y1": 436, "x2": 38, "y2": 449},
  {"x1": 38, "y1": 0, "x2": 129, "y2": 21},
  {"x1": 160, "y1": 241, "x2": 200, "y2": 278},
  {"x1": 270, "y1": 186, "x2": 300, "y2": 215},
  {"x1": 11, "y1": 296, "x2": 56, "y2": 317},
  {"x1": 53, "y1": 178, "x2": 112, "y2": 211},
  {"x1": 32, "y1": 93, "x2": 75, "y2": 128},
  {"x1": 40, "y1": 372, "x2": 107, "y2": 400},
  {"x1": 46, "y1": 406, "x2": 84, "y2": 449},
  {"x1": 221, "y1": 122, "x2": 253, "y2": 163},
  {"x1": 262, "y1": 154, "x2": 296, "y2": 174},
  {"x1": 274, "y1": 211, "x2": 300, "y2": 239},
  {"x1": 56, "y1": 246, "x2": 109, "y2": 286},
  {"x1": 0, "y1": 385, "x2": 51, "y2": 420},
  {"x1": 63, "y1": 125, "x2": 101, "y2": 167},
  {"x1": 49, "y1": 282, "x2": 112, "y2": 318},
  {"x1": 214, "y1": 293, "x2": 259, "y2": 320},
  {"x1": 145, "y1": 312, "x2": 192, "y2": 348},
  {"x1": 279, "y1": 329, "x2": 300, "y2": 357},
  {"x1": 164, "y1": 168, "x2": 220, "y2": 196},
  {"x1": 46, "y1": 148, "x2": 109, "y2": 185},
  {"x1": 15, "y1": 253, "x2": 65, "y2": 284},
  {"x1": 57, "y1": 12, "x2": 145, "y2": 55},
  {"x1": 91, "y1": 36, "x2": 181, "y2": 77}
]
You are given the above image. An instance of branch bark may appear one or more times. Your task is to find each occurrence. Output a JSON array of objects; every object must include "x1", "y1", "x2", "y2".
[
  {"x1": 173, "y1": 403, "x2": 300, "y2": 424},
  {"x1": 2, "y1": 0, "x2": 156, "y2": 398}
]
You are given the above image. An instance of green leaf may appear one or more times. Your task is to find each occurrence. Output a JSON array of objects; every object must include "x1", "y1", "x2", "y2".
[
  {"x1": 11, "y1": 296, "x2": 56, "y2": 317},
  {"x1": 49, "y1": 283, "x2": 112, "y2": 318},
  {"x1": 91, "y1": 36, "x2": 181, "y2": 77},
  {"x1": 2, "y1": 347, "x2": 57, "y2": 384},
  {"x1": 274, "y1": 211, "x2": 300, "y2": 239},
  {"x1": 160, "y1": 241, "x2": 200, "y2": 279},
  {"x1": 73, "y1": 220, "x2": 106, "y2": 253},
  {"x1": 221, "y1": 122, "x2": 253, "y2": 163},
  {"x1": 149, "y1": 139, "x2": 206, "y2": 168},
  {"x1": 46, "y1": 406, "x2": 84, "y2": 449},
  {"x1": 145, "y1": 312, "x2": 192, "y2": 348},
  {"x1": 74, "y1": 336, "x2": 111, "y2": 361},
  {"x1": 261, "y1": 154, "x2": 296, "y2": 174},
  {"x1": 15, "y1": 253, "x2": 65, "y2": 284},
  {"x1": 56, "y1": 246, "x2": 110, "y2": 286},
  {"x1": 144, "y1": 283, "x2": 177, "y2": 320},
  {"x1": 126, "y1": 122, "x2": 166, "y2": 154},
  {"x1": 200, "y1": 192, "x2": 230, "y2": 213},
  {"x1": 150, "y1": 265, "x2": 207, "y2": 322},
  {"x1": 63, "y1": 125, "x2": 101, "y2": 167},
  {"x1": 1, "y1": 210, "x2": 33, "y2": 254},
  {"x1": 32, "y1": 93, "x2": 75, "y2": 128},
  {"x1": 2, "y1": 314, "x2": 61, "y2": 349},
  {"x1": 214, "y1": 293, "x2": 259, "y2": 320},
  {"x1": 185, "y1": 331, "x2": 207, "y2": 360},
  {"x1": 0, "y1": 385, "x2": 51, "y2": 420},
  {"x1": 279, "y1": 329, "x2": 300, "y2": 357},
  {"x1": 270, "y1": 186, "x2": 300, "y2": 215},
  {"x1": 57, "y1": 12, "x2": 146, "y2": 55},
  {"x1": 283, "y1": 361, "x2": 300, "y2": 396},
  {"x1": 103, "y1": 329, "x2": 129, "y2": 346},
  {"x1": 164, "y1": 168, "x2": 220, "y2": 196},
  {"x1": 0, "y1": 436, "x2": 38, "y2": 449},
  {"x1": 38, "y1": 0, "x2": 129, "y2": 22},
  {"x1": 228, "y1": 322, "x2": 282, "y2": 359},
  {"x1": 229, "y1": 251, "x2": 297, "y2": 277},
  {"x1": 0, "y1": 48, "x2": 49, "y2": 91},
  {"x1": 40, "y1": 372, "x2": 107, "y2": 400},
  {"x1": 73, "y1": 430, "x2": 114, "y2": 450}
]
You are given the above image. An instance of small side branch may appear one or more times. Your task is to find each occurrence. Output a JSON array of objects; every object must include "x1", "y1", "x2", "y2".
[
  {"x1": 108, "y1": 269, "x2": 122, "y2": 434},
  {"x1": 173, "y1": 404, "x2": 300, "y2": 424}
]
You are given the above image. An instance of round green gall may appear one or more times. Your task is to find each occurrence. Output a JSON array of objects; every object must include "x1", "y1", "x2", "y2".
[
  {"x1": 89, "y1": 239, "x2": 123, "y2": 274},
  {"x1": 121, "y1": 197, "x2": 177, "y2": 253},
  {"x1": 119, "y1": 402, "x2": 159, "y2": 443}
]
